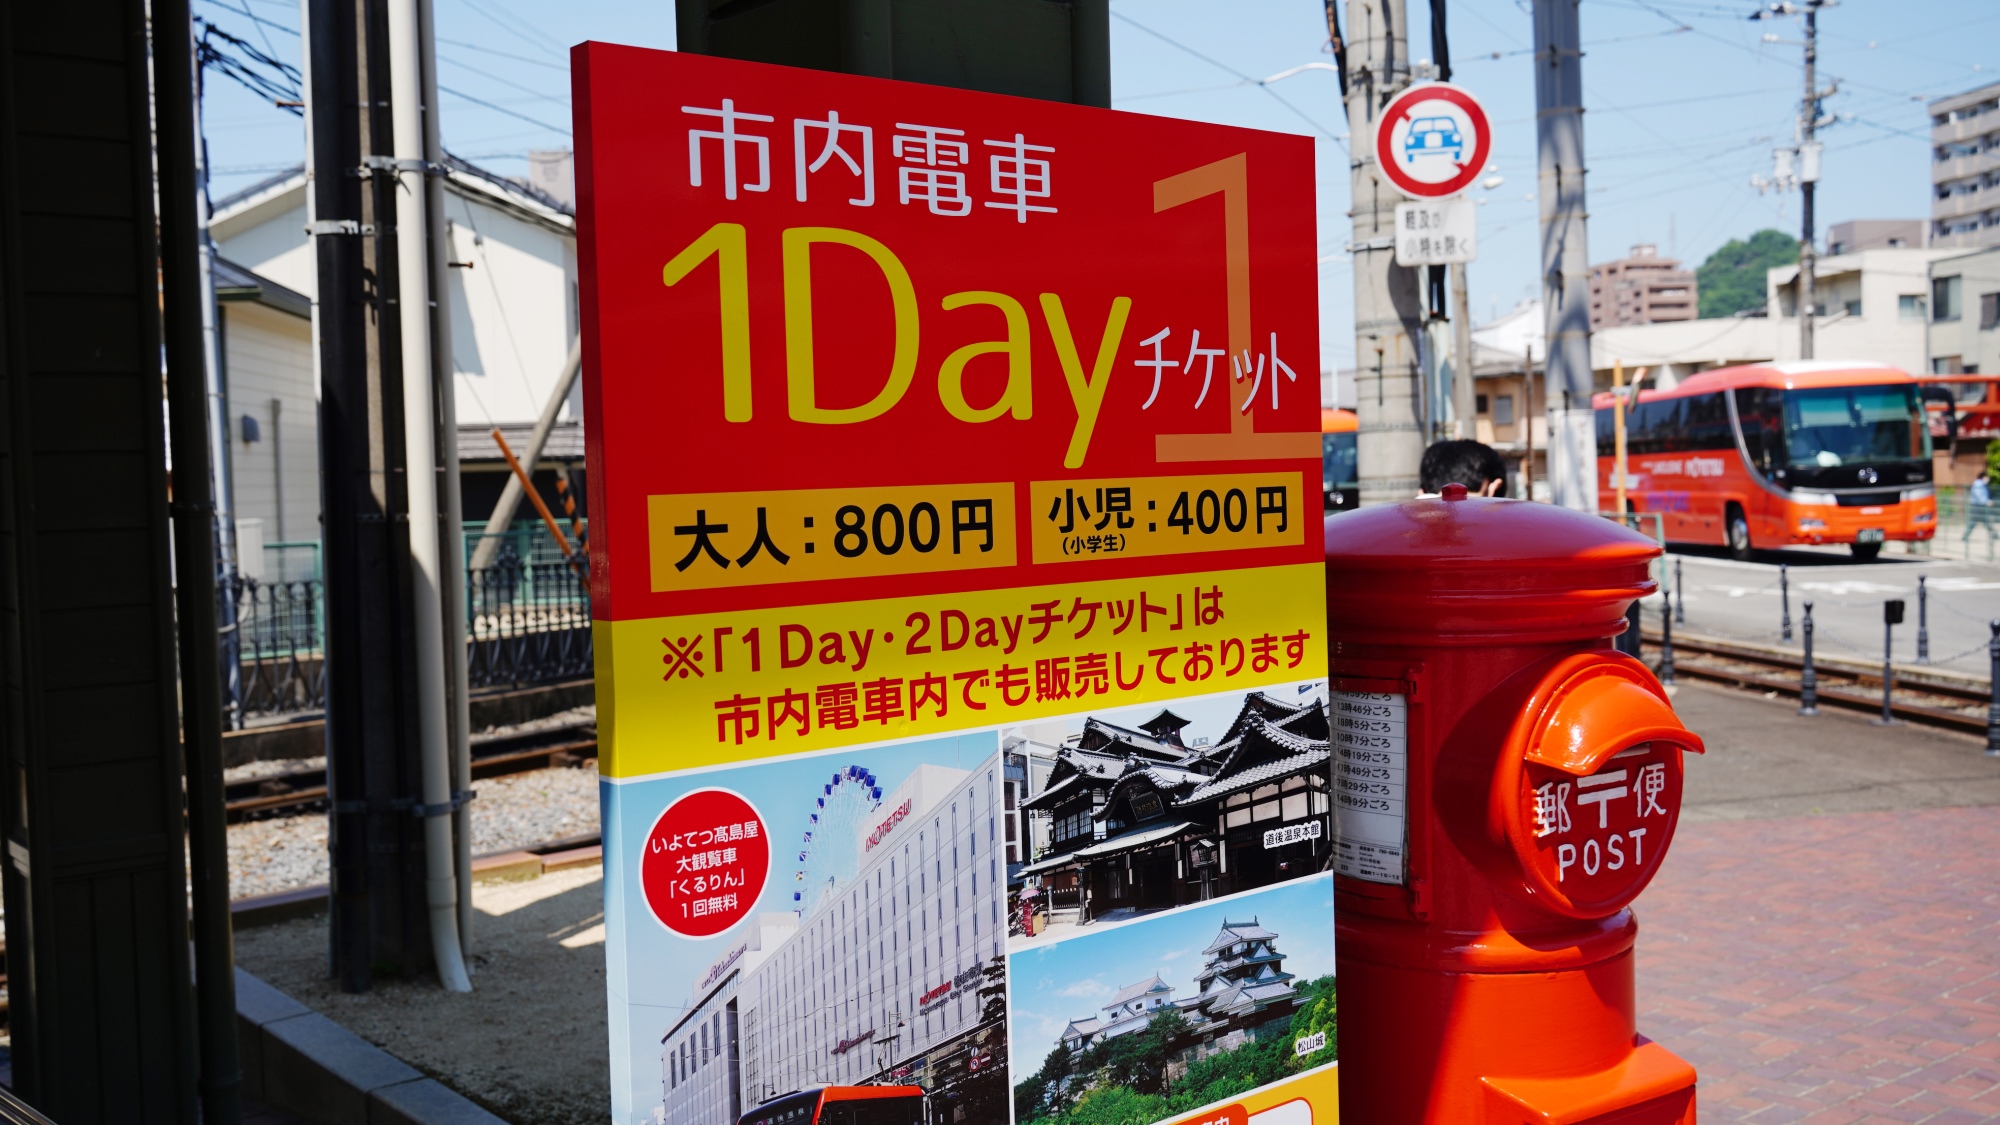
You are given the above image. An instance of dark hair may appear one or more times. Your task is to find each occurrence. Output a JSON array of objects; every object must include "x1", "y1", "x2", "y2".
[{"x1": 1420, "y1": 439, "x2": 1507, "y2": 496}]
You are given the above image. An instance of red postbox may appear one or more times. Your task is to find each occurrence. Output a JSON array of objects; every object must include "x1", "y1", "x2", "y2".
[{"x1": 1325, "y1": 486, "x2": 1704, "y2": 1124}]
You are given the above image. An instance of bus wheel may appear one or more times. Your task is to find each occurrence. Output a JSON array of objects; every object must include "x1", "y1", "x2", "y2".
[
  {"x1": 1726, "y1": 504, "x2": 1752, "y2": 561},
  {"x1": 1850, "y1": 541, "x2": 1883, "y2": 562}
]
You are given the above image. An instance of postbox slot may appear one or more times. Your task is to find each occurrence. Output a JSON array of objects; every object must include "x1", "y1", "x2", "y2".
[{"x1": 1523, "y1": 666, "x2": 1705, "y2": 778}]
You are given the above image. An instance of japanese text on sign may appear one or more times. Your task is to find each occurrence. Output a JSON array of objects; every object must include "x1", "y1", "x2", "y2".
[
  {"x1": 640, "y1": 788, "x2": 770, "y2": 937},
  {"x1": 1332, "y1": 690, "x2": 1408, "y2": 886},
  {"x1": 647, "y1": 483, "x2": 1016, "y2": 592},
  {"x1": 1393, "y1": 198, "x2": 1476, "y2": 265},
  {"x1": 683, "y1": 97, "x2": 1059, "y2": 223},
  {"x1": 1029, "y1": 473, "x2": 1304, "y2": 562}
]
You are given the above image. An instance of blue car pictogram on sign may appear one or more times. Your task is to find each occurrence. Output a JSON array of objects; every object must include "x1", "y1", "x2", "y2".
[{"x1": 1403, "y1": 116, "x2": 1463, "y2": 164}]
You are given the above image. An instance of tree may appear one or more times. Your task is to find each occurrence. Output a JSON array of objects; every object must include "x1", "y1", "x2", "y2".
[
  {"x1": 1696, "y1": 229, "x2": 1798, "y2": 319},
  {"x1": 1286, "y1": 976, "x2": 1338, "y2": 1072}
]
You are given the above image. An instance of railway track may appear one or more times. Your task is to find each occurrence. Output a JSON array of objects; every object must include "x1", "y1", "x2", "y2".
[
  {"x1": 1643, "y1": 630, "x2": 1995, "y2": 735},
  {"x1": 224, "y1": 721, "x2": 597, "y2": 821}
]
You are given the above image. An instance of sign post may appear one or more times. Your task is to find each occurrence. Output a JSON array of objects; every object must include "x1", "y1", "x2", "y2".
[{"x1": 576, "y1": 44, "x2": 1338, "y2": 1125}]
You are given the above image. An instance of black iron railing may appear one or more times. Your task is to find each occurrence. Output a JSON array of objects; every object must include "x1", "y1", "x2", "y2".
[
  {"x1": 466, "y1": 555, "x2": 593, "y2": 690},
  {"x1": 220, "y1": 550, "x2": 592, "y2": 724},
  {"x1": 226, "y1": 576, "x2": 326, "y2": 725}
]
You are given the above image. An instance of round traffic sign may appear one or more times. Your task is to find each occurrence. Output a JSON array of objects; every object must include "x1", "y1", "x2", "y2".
[{"x1": 1374, "y1": 82, "x2": 1491, "y2": 200}]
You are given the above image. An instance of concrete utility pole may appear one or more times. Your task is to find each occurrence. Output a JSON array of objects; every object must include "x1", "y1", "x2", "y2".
[
  {"x1": 1533, "y1": 0, "x2": 1596, "y2": 512},
  {"x1": 1750, "y1": 1, "x2": 1834, "y2": 359},
  {"x1": 1799, "y1": 5, "x2": 1818, "y2": 359},
  {"x1": 1451, "y1": 264, "x2": 1476, "y2": 438},
  {"x1": 1343, "y1": 0, "x2": 1427, "y2": 504}
]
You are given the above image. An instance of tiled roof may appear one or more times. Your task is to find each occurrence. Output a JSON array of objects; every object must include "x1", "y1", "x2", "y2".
[
  {"x1": 1071, "y1": 819, "x2": 1200, "y2": 860},
  {"x1": 1105, "y1": 974, "x2": 1172, "y2": 1009},
  {"x1": 1202, "y1": 919, "x2": 1280, "y2": 956},
  {"x1": 457, "y1": 420, "x2": 585, "y2": 463},
  {"x1": 1178, "y1": 748, "x2": 1329, "y2": 806}
]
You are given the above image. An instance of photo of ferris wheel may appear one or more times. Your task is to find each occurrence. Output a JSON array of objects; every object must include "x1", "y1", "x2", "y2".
[{"x1": 790, "y1": 763, "x2": 884, "y2": 917}]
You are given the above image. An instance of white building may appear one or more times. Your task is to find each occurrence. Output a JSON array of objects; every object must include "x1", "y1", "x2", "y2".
[
  {"x1": 662, "y1": 914, "x2": 800, "y2": 1125},
  {"x1": 660, "y1": 752, "x2": 1005, "y2": 1124},
  {"x1": 213, "y1": 257, "x2": 319, "y2": 569},
  {"x1": 208, "y1": 156, "x2": 581, "y2": 524}
]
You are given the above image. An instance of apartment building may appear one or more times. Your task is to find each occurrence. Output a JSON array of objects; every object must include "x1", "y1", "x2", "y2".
[
  {"x1": 1930, "y1": 81, "x2": 2000, "y2": 250},
  {"x1": 1588, "y1": 244, "x2": 1697, "y2": 328}
]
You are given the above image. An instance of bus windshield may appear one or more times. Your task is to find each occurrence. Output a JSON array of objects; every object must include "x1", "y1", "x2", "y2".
[{"x1": 1782, "y1": 385, "x2": 1928, "y2": 468}]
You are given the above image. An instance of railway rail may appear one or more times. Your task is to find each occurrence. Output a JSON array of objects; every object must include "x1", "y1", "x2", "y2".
[
  {"x1": 1642, "y1": 630, "x2": 1994, "y2": 736},
  {"x1": 224, "y1": 721, "x2": 597, "y2": 821}
]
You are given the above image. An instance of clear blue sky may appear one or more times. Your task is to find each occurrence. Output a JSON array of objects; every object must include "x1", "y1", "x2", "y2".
[{"x1": 199, "y1": 0, "x2": 2000, "y2": 374}]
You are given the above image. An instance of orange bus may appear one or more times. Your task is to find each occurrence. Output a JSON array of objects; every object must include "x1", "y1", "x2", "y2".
[
  {"x1": 1593, "y1": 361, "x2": 1936, "y2": 561},
  {"x1": 1322, "y1": 407, "x2": 1358, "y2": 511},
  {"x1": 738, "y1": 1086, "x2": 925, "y2": 1125}
]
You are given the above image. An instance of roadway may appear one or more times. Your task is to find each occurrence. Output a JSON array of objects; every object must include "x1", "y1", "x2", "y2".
[{"x1": 1649, "y1": 542, "x2": 2000, "y2": 677}]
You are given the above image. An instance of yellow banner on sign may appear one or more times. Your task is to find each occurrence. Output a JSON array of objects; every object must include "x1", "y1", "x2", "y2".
[
  {"x1": 646, "y1": 483, "x2": 1017, "y2": 592},
  {"x1": 598, "y1": 562, "x2": 1325, "y2": 778},
  {"x1": 1029, "y1": 472, "x2": 1307, "y2": 563}
]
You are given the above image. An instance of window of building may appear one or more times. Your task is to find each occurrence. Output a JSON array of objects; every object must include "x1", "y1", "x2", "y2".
[
  {"x1": 1901, "y1": 294, "x2": 1928, "y2": 320},
  {"x1": 1842, "y1": 299, "x2": 1861, "y2": 317},
  {"x1": 1982, "y1": 292, "x2": 2000, "y2": 330},
  {"x1": 1475, "y1": 393, "x2": 1488, "y2": 414},
  {"x1": 1934, "y1": 275, "x2": 1963, "y2": 322},
  {"x1": 1494, "y1": 394, "x2": 1516, "y2": 425}
]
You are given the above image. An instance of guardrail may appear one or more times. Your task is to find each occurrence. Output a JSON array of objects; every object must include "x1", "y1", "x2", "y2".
[{"x1": 222, "y1": 536, "x2": 592, "y2": 724}]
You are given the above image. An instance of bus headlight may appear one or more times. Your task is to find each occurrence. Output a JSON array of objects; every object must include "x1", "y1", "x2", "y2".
[
  {"x1": 1799, "y1": 518, "x2": 1827, "y2": 530},
  {"x1": 1791, "y1": 490, "x2": 1837, "y2": 505},
  {"x1": 1914, "y1": 511, "x2": 1935, "y2": 524}
]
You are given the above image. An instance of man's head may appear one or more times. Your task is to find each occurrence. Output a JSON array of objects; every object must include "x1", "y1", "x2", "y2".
[{"x1": 1420, "y1": 439, "x2": 1508, "y2": 497}]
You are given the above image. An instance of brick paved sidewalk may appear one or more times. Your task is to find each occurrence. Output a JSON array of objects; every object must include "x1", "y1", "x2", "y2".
[{"x1": 1637, "y1": 804, "x2": 2000, "y2": 1123}]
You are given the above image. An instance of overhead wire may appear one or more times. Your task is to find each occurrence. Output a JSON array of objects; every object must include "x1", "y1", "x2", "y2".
[
  {"x1": 438, "y1": 84, "x2": 570, "y2": 136},
  {"x1": 1109, "y1": 9, "x2": 1349, "y2": 152}
]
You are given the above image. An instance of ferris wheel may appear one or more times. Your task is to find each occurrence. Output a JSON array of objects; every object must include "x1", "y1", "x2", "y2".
[{"x1": 793, "y1": 764, "x2": 883, "y2": 917}]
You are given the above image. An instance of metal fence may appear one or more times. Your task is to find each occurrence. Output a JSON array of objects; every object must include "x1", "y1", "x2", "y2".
[
  {"x1": 466, "y1": 553, "x2": 593, "y2": 691},
  {"x1": 223, "y1": 525, "x2": 591, "y2": 725}
]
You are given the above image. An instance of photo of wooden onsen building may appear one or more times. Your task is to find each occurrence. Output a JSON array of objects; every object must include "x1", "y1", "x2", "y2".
[{"x1": 1011, "y1": 690, "x2": 1331, "y2": 941}]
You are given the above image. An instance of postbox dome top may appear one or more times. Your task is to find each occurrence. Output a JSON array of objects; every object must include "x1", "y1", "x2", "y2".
[{"x1": 1323, "y1": 496, "x2": 1660, "y2": 645}]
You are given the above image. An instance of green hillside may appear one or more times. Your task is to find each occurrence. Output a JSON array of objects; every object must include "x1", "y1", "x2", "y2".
[{"x1": 1696, "y1": 229, "x2": 1799, "y2": 319}]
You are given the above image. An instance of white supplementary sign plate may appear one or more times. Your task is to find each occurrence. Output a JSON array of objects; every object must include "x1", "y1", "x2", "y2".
[
  {"x1": 1331, "y1": 690, "x2": 1407, "y2": 885},
  {"x1": 1394, "y1": 198, "x2": 1476, "y2": 265}
]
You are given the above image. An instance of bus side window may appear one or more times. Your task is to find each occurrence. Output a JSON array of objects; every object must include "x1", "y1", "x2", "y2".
[
  {"x1": 1687, "y1": 393, "x2": 1732, "y2": 450},
  {"x1": 1627, "y1": 400, "x2": 1666, "y2": 456},
  {"x1": 1733, "y1": 388, "x2": 1785, "y2": 473},
  {"x1": 1596, "y1": 408, "x2": 1615, "y2": 458},
  {"x1": 821, "y1": 1106, "x2": 853, "y2": 1125}
]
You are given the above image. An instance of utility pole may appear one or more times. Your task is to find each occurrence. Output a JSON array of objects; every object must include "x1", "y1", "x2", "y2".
[
  {"x1": 1750, "y1": 1, "x2": 1835, "y2": 360},
  {"x1": 1532, "y1": 0, "x2": 1596, "y2": 512},
  {"x1": 193, "y1": 38, "x2": 246, "y2": 727},
  {"x1": 308, "y1": 0, "x2": 461, "y2": 992},
  {"x1": 1343, "y1": 0, "x2": 1427, "y2": 504},
  {"x1": 1429, "y1": 0, "x2": 1478, "y2": 441}
]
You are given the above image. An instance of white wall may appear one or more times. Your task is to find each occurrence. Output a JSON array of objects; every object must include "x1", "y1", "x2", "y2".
[
  {"x1": 441, "y1": 193, "x2": 578, "y2": 427},
  {"x1": 211, "y1": 172, "x2": 579, "y2": 431},
  {"x1": 221, "y1": 300, "x2": 320, "y2": 546}
]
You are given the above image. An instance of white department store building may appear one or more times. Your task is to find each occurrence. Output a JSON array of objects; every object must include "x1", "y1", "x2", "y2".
[{"x1": 660, "y1": 753, "x2": 1005, "y2": 1123}]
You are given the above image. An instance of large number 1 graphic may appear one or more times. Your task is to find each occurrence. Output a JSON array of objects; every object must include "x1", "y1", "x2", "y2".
[{"x1": 1153, "y1": 154, "x2": 1320, "y2": 464}]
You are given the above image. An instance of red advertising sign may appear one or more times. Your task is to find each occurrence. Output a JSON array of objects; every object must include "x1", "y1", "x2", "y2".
[
  {"x1": 577, "y1": 44, "x2": 1326, "y2": 771},
  {"x1": 580, "y1": 41, "x2": 1336, "y2": 1125}
]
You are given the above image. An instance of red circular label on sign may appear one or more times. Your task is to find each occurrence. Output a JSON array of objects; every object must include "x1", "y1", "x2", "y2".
[
  {"x1": 1374, "y1": 83, "x2": 1492, "y2": 200},
  {"x1": 1514, "y1": 741, "x2": 1682, "y2": 917},
  {"x1": 641, "y1": 788, "x2": 771, "y2": 938}
]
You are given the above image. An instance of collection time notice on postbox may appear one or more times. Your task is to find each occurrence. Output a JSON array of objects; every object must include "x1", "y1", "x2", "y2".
[{"x1": 576, "y1": 43, "x2": 1337, "y2": 1125}]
